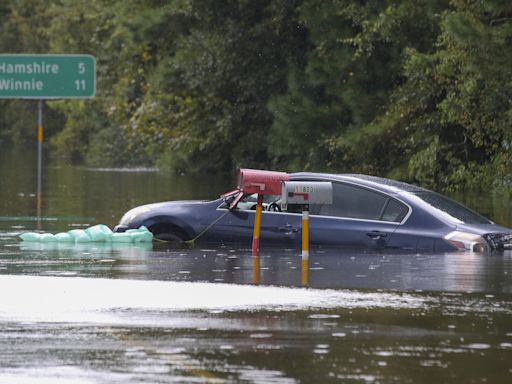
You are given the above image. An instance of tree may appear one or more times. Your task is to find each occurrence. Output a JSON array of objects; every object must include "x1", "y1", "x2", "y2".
[
  {"x1": 0, "y1": 0, "x2": 65, "y2": 146},
  {"x1": 0, "y1": 0, "x2": 510, "y2": 191},
  {"x1": 268, "y1": 0, "x2": 448, "y2": 173},
  {"x1": 128, "y1": 0, "x2": 305, "y2": 172},
  {"x1": 369, "y1": 0, "x2": 512, "y2": 190}
]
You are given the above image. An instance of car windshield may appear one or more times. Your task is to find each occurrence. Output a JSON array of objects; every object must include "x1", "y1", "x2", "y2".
[
  {"x1": 413, "y1": 192, "x2": 491, "y2": 224},
  {"x1": 219, "y1": 192, "x2": 280, "y2": 210}
]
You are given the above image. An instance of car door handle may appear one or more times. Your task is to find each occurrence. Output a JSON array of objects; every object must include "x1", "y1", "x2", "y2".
[
  {"x1": 278, "y1": 224, "x2": 299, "y2": 233},
  {"x1": 366, "y1": 231, "x2": 388, "y2": 240}
]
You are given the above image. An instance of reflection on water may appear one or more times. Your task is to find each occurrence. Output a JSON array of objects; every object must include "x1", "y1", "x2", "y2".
[
  {"x1": 0, "y1": 146, "x2": 233, "y2": 230},
  {"x1": 3, "y1": 233, "x2": 512, "y2": 293},
  {"x1": 2, "y1": 232, "x2": 512, "y2": 383},
  {"x1": 252, "y1": 255, "x2": 261, "y2": 285},
  {"x1": 1, "y1": 146, "x2": 512, "y2": 383},
  {"x1": 0, "y1": 275, "x2": 428, "y2": 323},
  {"x1": 0, "y1": 266, "x2": 511, "y2": 383}
]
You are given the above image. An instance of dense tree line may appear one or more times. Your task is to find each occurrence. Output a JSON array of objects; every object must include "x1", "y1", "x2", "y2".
[{"x1": 0, "y1": 0, "x2": 511, "y2": 191}]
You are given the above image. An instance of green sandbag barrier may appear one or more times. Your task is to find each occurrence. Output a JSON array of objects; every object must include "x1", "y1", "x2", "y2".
[
  {"x1": 85, "y1": 224, "x2": 112, "y2": 241},
  {"x1": 19, "y1": 224, "x2": 153, "y2": 243}
]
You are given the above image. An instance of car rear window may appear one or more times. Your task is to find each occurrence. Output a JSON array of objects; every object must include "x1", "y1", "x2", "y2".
[{"x1": 413, "y1": 191, "x2": 491, "y2": 224}]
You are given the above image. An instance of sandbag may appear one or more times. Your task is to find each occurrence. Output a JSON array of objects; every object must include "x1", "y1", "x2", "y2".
[
  {"x1": 19, "y1": 232, "x2": 41, "y2": 242},
  {"x1": 19, "y1": 224, "x2": 154, "y2": 244},
  {"x1": 68, "y1": 229, "x2": 92, "y2": 243},
  {"x1": 85, "y1": 224, "x2": 112, "y2": 242},
  {"x1": 39, "y1": 233, "x2": 57, "y2": 242},
  {"x1": 111, "y1": 232, "x2": 133, "y2": 243},
  {"x1": 131, "y1": 227, "x2": 154, "y2": 243},
  {"x1": 55, "y1": 232, "x2": 74, "y2": 242}
]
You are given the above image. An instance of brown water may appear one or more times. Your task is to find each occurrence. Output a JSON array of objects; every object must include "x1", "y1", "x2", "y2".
[{"x1": 1, "y1": 145, "x2": 512, "y2": 383}]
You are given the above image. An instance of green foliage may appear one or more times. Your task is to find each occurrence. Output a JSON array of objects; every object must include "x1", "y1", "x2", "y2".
[
  {"x1": 49, "y1": 99, "x2": 111, "y2": 164},
  {"x1": 370, "y1": 0, "x2": 512, "y2": 190},
  {"x1": 269, "y1": 0, "x2": 448, "y2": 172},
  {"x1": 0, "y1": 0, "x2": 511, "y2": 191},
  {"x1": 0, "y1": 0, "x2": 65, "y2": 146},
  {"x1": 129, "y1": 0, "x2": 303, "y2": 172}
]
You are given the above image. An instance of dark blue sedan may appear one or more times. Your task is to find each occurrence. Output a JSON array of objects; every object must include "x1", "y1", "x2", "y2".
[{"x1": 114, "y1": 173, "x2": 512, "y2": 252}]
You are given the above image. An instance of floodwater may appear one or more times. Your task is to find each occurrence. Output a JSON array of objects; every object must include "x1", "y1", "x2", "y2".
[{"x1": 1, "y1": 146, "x2": 512, "y2": 383}]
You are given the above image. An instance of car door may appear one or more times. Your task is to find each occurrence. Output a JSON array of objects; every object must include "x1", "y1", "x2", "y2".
[
  {"x1": 278, "y1": 182, "x2": 408, "y2": 249},
  {"x1": 201, "y1": 195, "x2": 288, "y2": 244}
]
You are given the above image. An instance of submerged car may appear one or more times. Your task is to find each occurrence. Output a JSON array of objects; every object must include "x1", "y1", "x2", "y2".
[{"x1": 114, "y1": 173, "x2": 512, "y2": 252}]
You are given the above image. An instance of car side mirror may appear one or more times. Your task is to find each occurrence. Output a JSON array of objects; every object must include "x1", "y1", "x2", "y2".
[
  {"x1": 223, "y1": 195, "x2": 235, "y2": 208},
  {"x1": 221, "y1": 190, "x2": 244, "y2": 210}
]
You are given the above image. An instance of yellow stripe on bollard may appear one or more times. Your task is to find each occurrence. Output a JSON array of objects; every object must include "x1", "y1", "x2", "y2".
[
  {"x1": 252, "y1": 194, "x2": 264, "y2": 257},
  {"x1": 301, "y1": 207, "x2": 309, "y2": 259},
  {"x1": 301, "y1": 257, "x2": 309, "y2": 287},
  {"x1": 253, "y1": 255, "x2": 261, "y2": 285}
]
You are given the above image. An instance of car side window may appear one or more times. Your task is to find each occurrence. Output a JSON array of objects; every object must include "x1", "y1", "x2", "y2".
[
  {"x1": 316, "y1": 182, "x2": 401, "y2": 221},
  {"x1": 219, "y1": 193, "x2": 281, "y2": 211},
  {"x1": 381, "y1": 199, "x2": 408, "y2": 222}
]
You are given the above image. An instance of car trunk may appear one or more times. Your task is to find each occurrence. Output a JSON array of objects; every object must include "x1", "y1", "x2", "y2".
[{"x1": 456, "y1": 223, "x2": 512, "y2": 250}]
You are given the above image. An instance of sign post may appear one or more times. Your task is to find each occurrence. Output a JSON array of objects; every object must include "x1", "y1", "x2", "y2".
[
  {"x1": 0, "y1": 54, "x2": 96, "y2": 224},
  {"x1": 37, "y1": 100, "x2": 43, "y2": 220}
]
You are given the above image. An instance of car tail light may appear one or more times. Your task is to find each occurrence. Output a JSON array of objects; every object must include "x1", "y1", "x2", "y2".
[{"x1": 444, "y1": 231, "x2": 490, "y2": 253}]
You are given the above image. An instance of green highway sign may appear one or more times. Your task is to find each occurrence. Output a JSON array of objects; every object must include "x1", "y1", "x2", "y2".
[{"x1": 0, "y1": 54, "x2": 96, "y2": 99}]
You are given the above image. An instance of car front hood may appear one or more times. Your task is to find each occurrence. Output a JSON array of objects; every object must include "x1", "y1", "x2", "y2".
[
  {"x1": 118, "y1": 200, "x2": 209, "y2": 226},
  {"x1": 143, "y1": 200, "x2": 208, "y2": 209}
]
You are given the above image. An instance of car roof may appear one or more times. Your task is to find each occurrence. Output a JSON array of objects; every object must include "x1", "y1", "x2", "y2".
[{"x1": 290, "y1": 172, "x2": 428, "y2": 195}]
